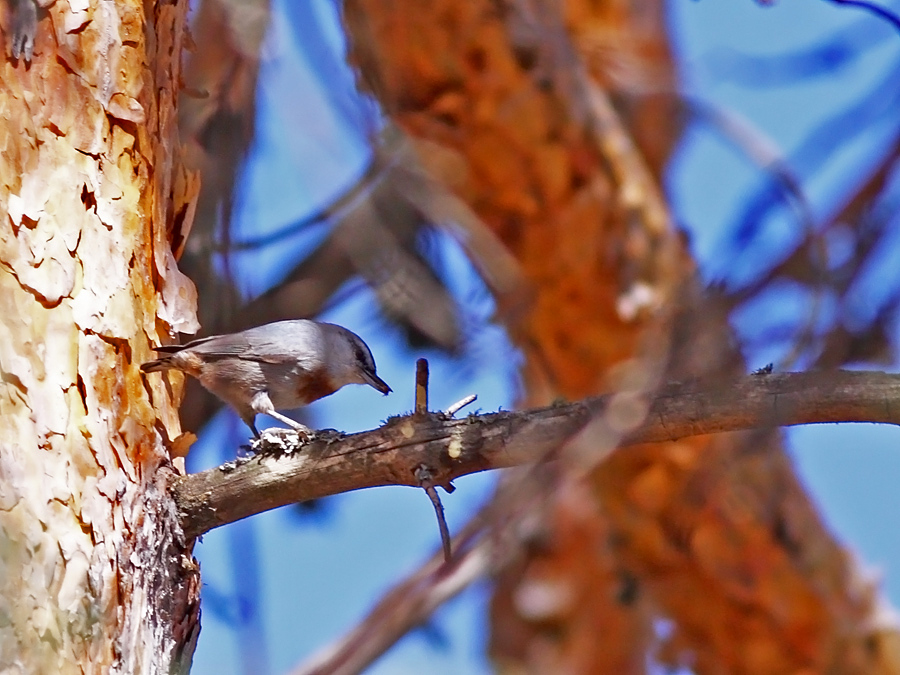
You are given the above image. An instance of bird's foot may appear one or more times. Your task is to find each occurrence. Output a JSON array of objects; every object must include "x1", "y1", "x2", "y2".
[
  {"x1": 252, "y1": 426, "x2": 316, "y2": 457},
  {"x1": 259, "y1": 425, "x2": 314, "y2": 441}
]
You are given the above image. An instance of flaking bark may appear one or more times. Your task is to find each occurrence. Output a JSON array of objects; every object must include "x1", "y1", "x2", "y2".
[{"x1": 0, "y1": 1, "x2": 201, "y2": 672}]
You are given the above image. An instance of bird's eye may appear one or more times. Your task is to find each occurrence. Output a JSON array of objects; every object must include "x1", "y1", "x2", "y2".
[{"x1": 352, "y1": 344, "x2": 368, "y2": 366}]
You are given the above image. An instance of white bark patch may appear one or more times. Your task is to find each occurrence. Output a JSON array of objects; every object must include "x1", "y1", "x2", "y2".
[
  {"x1": 4, "y1": 167, "x2": 80, "y2": 306},
  {"x1": 0, "y1": 0, "x2": 201, "y2": 668},
  {"x1": 65, "y1": 0, "x2": 91, "y2": 33},
  {"x1": 158, "y1": 248, "x2": 199, "y2": 334},
  {"x1": 70, "y1": 242, "x2": 132, "y2": 338},
  {"x1": 2, "y1": 144, "x2": 106, "y2": 310},
  {"x1": 0, "y1": 292, "x2": 75, "y2": 437},
  {"x1": 0, "y1": 470, "x2": 95, "y2": 666},
  {"x1": 57, "y1": 534, "x2": 92, "y2": 613},
  {"x1": 107, "y1": 93, "x2": 146, "y2": 124},
  {"x1": 95, "y1": 0, "x2": 119, "y2": 106},
  {"x1": 91, "y1": 162, "x2": 127, "y2": 227}
]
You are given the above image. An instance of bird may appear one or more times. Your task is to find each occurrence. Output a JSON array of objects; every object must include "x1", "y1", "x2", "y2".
[{"x1": 141, "y1": 319, "x2": 391, "y2": 437}]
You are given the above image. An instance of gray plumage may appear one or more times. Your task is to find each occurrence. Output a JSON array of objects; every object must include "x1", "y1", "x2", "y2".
[{"x1": 142, "y1": 320, "x2": 391, "y2": 437}]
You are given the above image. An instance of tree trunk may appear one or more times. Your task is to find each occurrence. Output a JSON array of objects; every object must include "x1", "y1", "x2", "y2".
[
  {"x1": 341, "y1": 1, "x2": 900, "y2": 672},
  {"x1": 0, "y1": 0, "x2": 201, "y2": 671}
]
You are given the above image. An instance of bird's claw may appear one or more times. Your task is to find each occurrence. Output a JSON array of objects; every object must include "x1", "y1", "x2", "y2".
[
  {"x1": 10, "y1": 0, "x2": 37, "y2": 62},
  {"x1": 260, "y1": 425, "x2": 314, "y2": 442}
]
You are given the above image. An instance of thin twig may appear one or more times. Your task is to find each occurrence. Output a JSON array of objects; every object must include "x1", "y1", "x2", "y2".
[
  {"x1": 415, "y1": 465, "x2": 452, "y2": 562},
  {"x1": 412, "y1": 358, "x2": 452, "y2": 557},
  {"x1": 415, "y1": 358, "x2": 429, "y2": 414},
  {"x1": 828, "y1": 0, "x2": 900, "y2": 34},
  {"x1": 445, "y1": 394, "x2": 477, "y2": 416}
]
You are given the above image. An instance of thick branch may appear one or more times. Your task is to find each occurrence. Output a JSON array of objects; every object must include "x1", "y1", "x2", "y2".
[{"x1": 173, "y1": 370, "x2": 900, "y2": 538}]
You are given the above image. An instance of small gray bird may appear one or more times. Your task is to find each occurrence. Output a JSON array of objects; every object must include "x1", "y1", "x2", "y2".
[{"x1": 141, "y1": 320, "x2": 391, "y2": 437}]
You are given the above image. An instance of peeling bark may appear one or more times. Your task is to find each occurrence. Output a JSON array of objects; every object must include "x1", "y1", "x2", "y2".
[{"x1": 0, "y1": 0, "x2": 200, "y2": 672}]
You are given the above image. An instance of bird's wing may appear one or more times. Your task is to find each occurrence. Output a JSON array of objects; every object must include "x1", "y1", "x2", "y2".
[
  {"x1": 151, "y1": 333, "x2": 241, "y2": 355},
  {"x1": 163, "y1": 333, "x2": 255, "y2": 358},
  {"x1": 233, "y1": 322, "x2": 323, "y2": 365},
  {"x1": 152, "y1": 322, "x2": 320, "y2": 364}
]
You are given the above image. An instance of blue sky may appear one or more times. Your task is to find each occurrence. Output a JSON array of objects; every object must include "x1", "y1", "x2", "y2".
[{"x1": 188, "y1": 1, "x2": 900, "y2": 673}]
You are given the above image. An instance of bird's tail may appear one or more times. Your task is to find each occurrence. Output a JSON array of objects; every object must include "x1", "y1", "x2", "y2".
[
  {"x1": 140, "y1": 345, "x2": 184, "y2": 373},
  {"x1": 140, "y1": 357, "x2": 173, "y2": 373}
]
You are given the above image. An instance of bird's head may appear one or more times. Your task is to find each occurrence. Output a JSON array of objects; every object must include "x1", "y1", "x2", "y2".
[{"x1": 325, "y1": 324, "x2": 392, "y2": 396}]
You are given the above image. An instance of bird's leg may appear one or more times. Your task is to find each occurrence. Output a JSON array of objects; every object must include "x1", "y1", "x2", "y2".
[
  {"x1": 250, "y1": 391, "x2": 313, "y2": 437},
  {"x1": 266, "y1": 410, "x2": 312, "y2": 436},
  {"x1": 238, "y1": 407, "x2": 261, "y2": 438}
]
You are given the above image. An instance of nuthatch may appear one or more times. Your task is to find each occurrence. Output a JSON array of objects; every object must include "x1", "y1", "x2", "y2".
[{"x1": 141, "y1": 319, "x2": 391, "y2": 437}]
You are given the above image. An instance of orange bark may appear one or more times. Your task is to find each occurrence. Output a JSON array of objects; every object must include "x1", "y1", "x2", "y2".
[{"x1": 0, "y1": 0, "x2": 200, "y2": 669}]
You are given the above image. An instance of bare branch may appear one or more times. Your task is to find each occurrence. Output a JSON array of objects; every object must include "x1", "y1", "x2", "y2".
[
  {"x1": 414, "y1": 465, "x2": 452, "y2": 562},
  {"x1": 445, "y1": 394, "x2": 477, "y2": 416},
  {"x1": 415, "y1": 358, "x2": 429, "y2": 414},
  {"x1": 172, "y1": 370, "x2": 900, "y2": 539}
]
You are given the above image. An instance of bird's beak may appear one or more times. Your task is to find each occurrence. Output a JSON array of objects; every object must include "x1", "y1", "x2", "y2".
[{"x1": 362, "y1": 370, "x2": 392, "y2": 395}]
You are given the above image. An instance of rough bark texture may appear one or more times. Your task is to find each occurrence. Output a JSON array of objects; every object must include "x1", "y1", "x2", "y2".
[
  {"x1": 0, "y1": 1, "x2": 201, "y2": 672},
  {"x1": 341, "y1": 1, "x2": 900, "y2": 673}
]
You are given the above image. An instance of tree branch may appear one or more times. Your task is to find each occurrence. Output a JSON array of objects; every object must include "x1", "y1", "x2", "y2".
[{"x1": 172, "y1": 370, "x2": 900, "y2": 539}]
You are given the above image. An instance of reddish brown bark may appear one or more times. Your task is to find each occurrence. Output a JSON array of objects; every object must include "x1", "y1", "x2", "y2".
[{"x1": 340, "y1": 1, "x2": 900, "y2": 672}]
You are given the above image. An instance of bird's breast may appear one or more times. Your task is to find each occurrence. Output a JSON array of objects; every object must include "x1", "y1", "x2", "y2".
[{"x1": 294, "y1": 368, "x2": 339, "y2": 405}]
